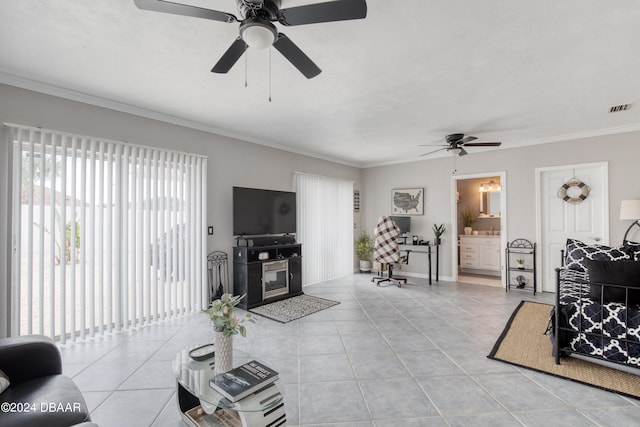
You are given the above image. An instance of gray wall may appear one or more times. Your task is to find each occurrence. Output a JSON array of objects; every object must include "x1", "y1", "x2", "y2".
[
  {"x1": 0, "y1": 83, "x2": 362, "y2": 336},
  {"x1": 2, "y1": 82, "x2": 640, "y2": 334},
  {"x1": 362, "y1": 131, "x2": 640, "y2": 280}
]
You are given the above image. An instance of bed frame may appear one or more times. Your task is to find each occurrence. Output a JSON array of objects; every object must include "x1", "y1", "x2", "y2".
[{"x1": 553, "y1": 260, "x2": 640, "y2": 371}]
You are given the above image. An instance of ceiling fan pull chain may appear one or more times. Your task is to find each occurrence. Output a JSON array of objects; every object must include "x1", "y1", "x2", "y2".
[
  {"x1": 268, "y1": 47, "x2": 272, "y2": 102},
  {"x1": 244, "y1": 44, "x2": 248, "y2": 88}
]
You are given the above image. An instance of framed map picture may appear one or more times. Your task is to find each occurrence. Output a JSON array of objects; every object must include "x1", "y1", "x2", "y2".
[{"x1": 392, "y1": 188, "x2": 423, "y2": 215}]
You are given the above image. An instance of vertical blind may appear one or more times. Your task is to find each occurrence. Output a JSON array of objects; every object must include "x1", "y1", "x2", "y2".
[
  {"x1": 293, "y1": 172, "x2": 353, "y2": 285},
  {"x1": 8, "y1": 124, "x2": 207, "y2": 343}
]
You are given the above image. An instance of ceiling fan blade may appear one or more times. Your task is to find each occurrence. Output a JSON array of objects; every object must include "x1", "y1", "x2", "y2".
[
  {"x1": 278, "y1": 0, "x2": 367, "y2": 26},
  {"x1": 211, "y1": 38, "x2": 247, "y2": 73},
  {"x1": 133, "y1": 0, "x2": 237, "y2": 23},
  {"x1": 418, "y1": 144, "x2": 448, "y2": 147},
  {"x1": 457, "y1": 147, "x2": 468, "y2": 156},
  {"x1": 273, "y1": 33, "x2": 321, "y2": 79},
  {"x1": 463, "y1": 142, "x2": 502, "y2": 147},
  {"x1": 459, "y1": 136, "x2": 477, "y2": 144},
  {"x1": 420, "y1": 147, "x2": 447, "y2": 157}
]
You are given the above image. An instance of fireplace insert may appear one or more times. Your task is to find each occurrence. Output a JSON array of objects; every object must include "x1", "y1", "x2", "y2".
[{"x1": 262, "y1": 260, "x2": 289, "y2": 300}]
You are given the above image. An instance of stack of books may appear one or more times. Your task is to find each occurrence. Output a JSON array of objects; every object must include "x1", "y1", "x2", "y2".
[{"x1": 209, "y1": 360, "x2": 279, "y2": 403}]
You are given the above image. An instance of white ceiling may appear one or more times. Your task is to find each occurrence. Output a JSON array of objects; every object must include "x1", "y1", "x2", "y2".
[{"x1": 2, "y1": 0, "x2": 640, "y2": 167}]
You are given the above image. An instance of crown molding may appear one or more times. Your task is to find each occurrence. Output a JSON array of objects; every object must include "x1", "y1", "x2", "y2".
[
  {"x1": 3, "y1": 71, "x2": 639, "y2": 171},
  {"x1": 361, "y1": 123, "x2": 640, "y2": 168},
  {"x1": 0, "y1": 71, "x2": 360, "y2": 168}
]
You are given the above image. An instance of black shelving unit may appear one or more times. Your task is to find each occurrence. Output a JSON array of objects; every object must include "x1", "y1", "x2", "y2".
[
  {"x1": 233, "y1": 243, "x2": 303, "y2": 310},
  {"x1": 505, "y1": 239, "x2": 537, "y2": 295}
]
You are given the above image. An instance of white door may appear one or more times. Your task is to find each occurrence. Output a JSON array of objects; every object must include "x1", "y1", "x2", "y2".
[{"x1": 536, "y1": 163, "x2": 609, "y2": 292}]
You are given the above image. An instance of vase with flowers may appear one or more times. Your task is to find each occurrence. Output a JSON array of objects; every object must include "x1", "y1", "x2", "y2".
[{"x1": 205, "y1": 293, "x2": 254, "y2": 375}]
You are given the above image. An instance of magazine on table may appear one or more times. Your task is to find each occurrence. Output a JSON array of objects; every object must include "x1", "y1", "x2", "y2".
[
  {"x1": 185, "y1": 405, "x2": 240, "y2": 427},
  {"x1": 209, "y1": 360, "x2": 279, "y2": 402}
]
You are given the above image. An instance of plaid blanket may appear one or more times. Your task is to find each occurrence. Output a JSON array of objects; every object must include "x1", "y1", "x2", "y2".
[{"x1": 373, "y1": 216, "x2": 401, "y2": 264}]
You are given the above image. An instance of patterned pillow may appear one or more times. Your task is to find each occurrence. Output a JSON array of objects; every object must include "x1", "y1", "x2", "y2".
[
  {"x1": 622, "y1": 242, "x2": 640, "y2": 261},
  {"x1": 564, "y1": 238, "x2": 630, "y2": 271}
]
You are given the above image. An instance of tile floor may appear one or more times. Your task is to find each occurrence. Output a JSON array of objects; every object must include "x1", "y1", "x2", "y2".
[{"x1": 58, "y1": 274, "x2": 640, "y2": 427}]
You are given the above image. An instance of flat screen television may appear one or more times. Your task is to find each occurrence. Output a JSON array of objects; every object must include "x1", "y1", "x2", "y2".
[
  {"x1": 391, "y1": 216, "x2": 411, "y2": 234},
  {"x1": 233, "y1": 187, "x2": 297, "y2": 236}
]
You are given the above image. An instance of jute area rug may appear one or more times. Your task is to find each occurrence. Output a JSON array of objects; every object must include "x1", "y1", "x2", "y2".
[
  {"x1": 249, "y1": 294, "x2": 340, "y2": 323},
  {"x1": 488, "y1": 300, "x2": 640, "y2": 400}
]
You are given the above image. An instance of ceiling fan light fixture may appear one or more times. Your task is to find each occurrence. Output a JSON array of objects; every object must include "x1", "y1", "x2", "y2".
[{"x1": 240, "y1": 19, "x2": 277, "y2": 49}]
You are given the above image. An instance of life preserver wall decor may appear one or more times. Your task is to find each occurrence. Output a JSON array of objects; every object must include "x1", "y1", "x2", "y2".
[{"x1": 558, "y1": 178, "x2": 590, "y2": 204}]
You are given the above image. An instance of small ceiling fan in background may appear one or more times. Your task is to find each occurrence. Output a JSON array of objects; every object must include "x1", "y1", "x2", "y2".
[
  {"x1": 419, "y1": 133, "x2": 502, "y2": 174},
  {"x1": 133, "y1": 0, "x2": 368, "y2": 79},
  {"x1": 419, "y1": 133, "x2": 502, "y2": 157}
]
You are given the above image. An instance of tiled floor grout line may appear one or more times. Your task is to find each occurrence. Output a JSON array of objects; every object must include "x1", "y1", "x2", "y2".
[
  {"x1": 55, "y1": 275, "x2": 640, "y2": 426},
  {"x1": 345, "y1": 283, "x2": 457, "y2": 426}
]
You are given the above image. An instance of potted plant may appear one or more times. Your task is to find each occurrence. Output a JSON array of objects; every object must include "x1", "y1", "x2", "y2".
[
  {"x1": 205, "y1": 293, "x2": 254, "y2": 374},
  {"x1": 432, "y1": 223, "x2": 446, "y2": 245},
  {"x1": 461, "y1": 207, "x2": 476, "y2": 235},
  {"x1": 355, "y1": 232, "x2": 374, "y2": 272},
  {"x1": 516, "y1": 259, "x2": 525, "y2": 269}
]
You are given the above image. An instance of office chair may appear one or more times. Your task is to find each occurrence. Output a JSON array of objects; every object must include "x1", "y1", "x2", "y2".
[{"x1": 372, "y1": 215, "x2": 408, "y2": 287}]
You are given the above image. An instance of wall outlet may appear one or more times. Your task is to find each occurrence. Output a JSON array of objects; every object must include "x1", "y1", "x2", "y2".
[{"x1": 208, "y1": 226, "x2": 214, "y2": 235}]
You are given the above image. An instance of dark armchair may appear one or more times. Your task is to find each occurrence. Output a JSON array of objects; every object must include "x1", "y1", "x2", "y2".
[{"x1": 0, "y1": 335, "x2": 93, "y2": 427}]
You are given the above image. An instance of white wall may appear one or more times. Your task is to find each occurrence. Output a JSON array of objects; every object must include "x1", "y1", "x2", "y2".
[
  {"x1": 0, "y1": 84, "x2": 362, "y2": 324},
  {"x1": 362, "y1": 132, "x2": 640, "y2": 280}
]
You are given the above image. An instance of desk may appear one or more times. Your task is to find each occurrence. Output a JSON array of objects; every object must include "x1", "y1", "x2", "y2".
[{"x1": 399, "y1": 244, "x2": 439, "y2": 285}]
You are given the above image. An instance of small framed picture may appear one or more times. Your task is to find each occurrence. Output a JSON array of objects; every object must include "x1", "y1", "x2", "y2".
[{"x1": 392, "y1": 188, "x2": 424, "y2": 215}]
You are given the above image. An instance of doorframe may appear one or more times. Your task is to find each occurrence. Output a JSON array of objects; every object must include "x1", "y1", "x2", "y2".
[
  {"x1": 534, "y1": 161, "x2": 609, "y2": 292},
  {"x1": 450, "y1": 171, "x2": 507, "y2": 286}
]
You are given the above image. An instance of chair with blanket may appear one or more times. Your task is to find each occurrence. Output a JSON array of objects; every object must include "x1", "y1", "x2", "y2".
[{"x1": 372, "y1": 215, "x2": 408, "y2": 287}]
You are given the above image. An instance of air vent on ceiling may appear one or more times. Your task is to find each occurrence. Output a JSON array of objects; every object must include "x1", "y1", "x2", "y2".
[{"x1": 609, "y1": 103, "x2": 632, "y2": 113}]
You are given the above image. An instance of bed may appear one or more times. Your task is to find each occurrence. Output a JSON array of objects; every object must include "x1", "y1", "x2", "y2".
[{"x1": 552, "y1": 239, "x2": 640, "y2": 370}]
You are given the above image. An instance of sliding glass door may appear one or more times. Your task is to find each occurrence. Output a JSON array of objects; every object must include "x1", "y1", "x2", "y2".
[
  {"x1": 294, "y1": 173, "x2": 353, "y2": 285},
  {"x1": 8, "y1": 124, "x2": 207, "y2": 343}
]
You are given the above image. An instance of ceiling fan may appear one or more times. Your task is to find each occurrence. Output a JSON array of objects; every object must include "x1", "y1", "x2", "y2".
[
  {"x1": 419, "y1": 133, "x2": 502, "y2": 157},
  {"x1": 133, "y1": 0, "x2": 367, "y2": 79}
]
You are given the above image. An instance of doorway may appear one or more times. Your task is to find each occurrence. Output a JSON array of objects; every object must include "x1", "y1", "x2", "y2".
[
  {"x1": 535, "y1": 162, "x2": 609, "y2": 292},
  {"x1": 451, "y1": 172, "x2": 507, "y2": 287}
]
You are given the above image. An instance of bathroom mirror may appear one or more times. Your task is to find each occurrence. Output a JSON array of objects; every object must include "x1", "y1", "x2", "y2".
[{"x1": 479, "y1": 191, "x2": 501, "y2": 218}]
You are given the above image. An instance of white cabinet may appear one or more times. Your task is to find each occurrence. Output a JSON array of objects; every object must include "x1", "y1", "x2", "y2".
[
  {"x1": 459, "y1": 242, "x2": 479, "y2": 268},
  {"x1": 479, "y1": 244, "x2": 501, "y2": 270},
  {"x1": 459, "y1": 236, "x2": 501, "y2": 273}
]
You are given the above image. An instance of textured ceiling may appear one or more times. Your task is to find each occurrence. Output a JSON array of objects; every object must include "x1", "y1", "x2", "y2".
[{"x1": 1, "y1": 0, "x2": 640, "y2": 167}]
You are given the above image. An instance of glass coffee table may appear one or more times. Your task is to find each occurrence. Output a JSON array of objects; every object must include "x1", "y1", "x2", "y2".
[{"x1": 173, "y1": 346, "x2": 286, "y2": 427}]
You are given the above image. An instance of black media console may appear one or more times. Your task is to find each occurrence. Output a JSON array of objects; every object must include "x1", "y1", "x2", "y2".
[{"x1": 233, "y1": 242, "x2": 302, "y2": 310}]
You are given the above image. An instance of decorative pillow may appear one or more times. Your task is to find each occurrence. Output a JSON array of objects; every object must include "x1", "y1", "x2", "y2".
[
  {"x1": 586, "y1": 259, "x2": 640, "y2": 305},
  {"x1": 564, "y1": 238, "x2": 630, "y2": 271},
  {"x1": 0, "y1": 369, "x2": 9, "y2": 394},
  {"x1": 622, "y1": 242, "x2": 640, "y2": 261}
]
